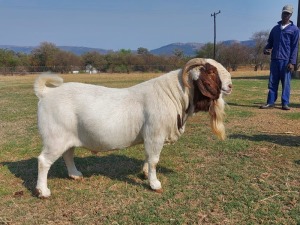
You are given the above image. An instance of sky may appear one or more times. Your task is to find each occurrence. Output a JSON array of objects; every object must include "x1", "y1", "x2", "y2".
[{"x1": 0, "y1": 0, "x2": 299, "y2": 51}]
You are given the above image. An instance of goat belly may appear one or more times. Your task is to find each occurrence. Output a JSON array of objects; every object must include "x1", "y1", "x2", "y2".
[
  {"x1": 80, "y1": 131, "x2": 144, "y2": 151},
  {"x1": 75, "y1": 116, "x2": 144, "y2": 151}
]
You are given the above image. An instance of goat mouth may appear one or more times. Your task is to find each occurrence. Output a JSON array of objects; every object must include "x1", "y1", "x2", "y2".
[
  {"x1": 222, "y1": 84, "x2": 232, "y2": 95},
  {"x1": 222, "y1": 89, "x2": 232, "y2": 95}
]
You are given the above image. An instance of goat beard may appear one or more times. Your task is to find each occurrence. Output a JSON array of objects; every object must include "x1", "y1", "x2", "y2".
[{"x1": 210, "y1": 98, "x2": 226, "y2": 140}]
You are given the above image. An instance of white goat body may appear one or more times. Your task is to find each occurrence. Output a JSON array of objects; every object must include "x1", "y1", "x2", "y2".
[
  {"x1": 34, "y1": 58, "x2": 232, "y2": 198},
  {"x1": 37, "y1": 71, "x2": 187, "y2": 150}
]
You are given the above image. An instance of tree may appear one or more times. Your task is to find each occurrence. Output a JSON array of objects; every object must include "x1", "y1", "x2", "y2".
[
  {"x1": 81, "y1": 51, "x2": 106, "y2": 72},
  {"x1": 137, "y1": 47, "x2": 150, "y2": 55},
  {"x1": 30, "y1": 42, "x2": 60, "y2": 72},
  {"x1": 173, "y1": 49, "x2": 184, "y2": 58},
  {"x1": 16, "y1": 52, "x2": 30, "y2": 67},
  {"x1": 218, "y1": 43, "x2": 249, "y2": 71},
  {"x1": 196, "y1": 43, "x2": 214, "y2": 59},
  {"x1": 0, "y1": 49, "x2": 22, "y2": 74},
  {"x1": 114, "y1": 49, "x2": 133, "y2": 73},
  {"x1": 54, "y1": 51, "x2": 82, "y2": 73},
  {"x1": 250, "y1": 30, "x2": 270, "y2": 70}
]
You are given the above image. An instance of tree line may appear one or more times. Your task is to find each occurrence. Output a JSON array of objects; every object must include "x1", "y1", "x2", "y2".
[{"x1": 0, "y1": 30, "x2": 287, "y2": 75}]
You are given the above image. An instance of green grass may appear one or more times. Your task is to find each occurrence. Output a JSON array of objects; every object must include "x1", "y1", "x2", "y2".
[
  {"x1": 0, "y1": 72, "x2": 300, "y2": 224},
  {"x1": 281, "y1": 112, "x2": 300, "y2": 120}
]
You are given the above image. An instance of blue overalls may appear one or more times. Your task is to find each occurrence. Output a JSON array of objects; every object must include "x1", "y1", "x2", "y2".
[
  {"x1": 265, "y1": 21, "x2": 299, "y2": 106},
  {"x1": 267, "y1": 59, "x2": 291, "y2": 105}
]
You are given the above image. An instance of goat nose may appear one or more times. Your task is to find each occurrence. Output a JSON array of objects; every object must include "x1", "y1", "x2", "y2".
[{"x1": 228, "y1": 84, "x2": 233, "y2": 89}]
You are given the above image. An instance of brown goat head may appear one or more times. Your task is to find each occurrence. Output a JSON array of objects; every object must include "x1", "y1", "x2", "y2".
[{"x1": 193, "y1": 63, "x2": 222, "y2": 112}]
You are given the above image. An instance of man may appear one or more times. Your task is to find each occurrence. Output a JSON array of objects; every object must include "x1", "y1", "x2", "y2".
[{"x1": 260, "y1": 5, "x2": 299, "y2": 110}]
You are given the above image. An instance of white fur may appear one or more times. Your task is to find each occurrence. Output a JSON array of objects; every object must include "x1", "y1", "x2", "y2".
[{"x1": 34, "y1": 61, "x2": 232, "y2": 198}]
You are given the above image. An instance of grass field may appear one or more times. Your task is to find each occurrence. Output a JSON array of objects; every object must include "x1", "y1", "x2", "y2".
[{"x1": 0, "y1": 70, "x2": 300, "y2": 224}]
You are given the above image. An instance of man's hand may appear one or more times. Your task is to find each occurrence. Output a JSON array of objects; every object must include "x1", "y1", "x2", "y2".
[
  {"x1": 263, "y1": 49, "x2": 272, "y2": 55},
  {"x1": 287, "y1": 63, "x2": 295, "y2": 72}
]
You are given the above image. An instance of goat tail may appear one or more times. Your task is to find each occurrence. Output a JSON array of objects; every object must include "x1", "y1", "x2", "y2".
[
  {"x1": 209, "y1": 97, "x2": 226, "y2": 140},
  {"x1": 34, "y1": 74, "x2": 63, "y2": 98}
]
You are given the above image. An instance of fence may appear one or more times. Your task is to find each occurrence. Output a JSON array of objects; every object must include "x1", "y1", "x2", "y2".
[
  {"x1": 0, "y1": 66, "x2": 87, "y2": 75},
  {"x1": 0, "y1": 64, "x2": 183, "y2": 75},
  {"x1": 3, "y1": 64, "x2": 300, "y2": 78}
]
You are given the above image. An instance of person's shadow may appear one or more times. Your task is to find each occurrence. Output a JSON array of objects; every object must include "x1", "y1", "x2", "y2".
[
  {"x1": 1, "y1": 154, "x2": 173, "y2": 196},
  {"x1": 230, "y1": 133, "x2": 300, "y2": 165},
  {"x1": 229, "y1": 133, "x2": 300, "y2": 147}
]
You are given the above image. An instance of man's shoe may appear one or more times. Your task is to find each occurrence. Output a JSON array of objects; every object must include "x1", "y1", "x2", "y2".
[
  {"x1": 259, "y1": 104, "x2": 274, "y2": 109},
  {"x1": 282, "y1": 105, "x2": 290, "y2": 110}
]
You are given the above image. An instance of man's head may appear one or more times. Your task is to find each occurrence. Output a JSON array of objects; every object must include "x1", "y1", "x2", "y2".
[
  {"x1": 282, "y1": 5, "x2": 293, "y2": 14},
  {"x1": 281, "y1": 5, "x2": 293, "y2": 24}
]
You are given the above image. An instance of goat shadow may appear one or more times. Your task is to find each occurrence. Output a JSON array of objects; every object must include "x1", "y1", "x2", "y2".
[
  {"x1": 232, "y1": 75, "x2": 269, "y2": 80},
  {"x1": 227, "y1": 102, "x2": 300, "y2": 109},
  {"x1": 1, "y1": 154, "x2": 174, "y2": 196}
]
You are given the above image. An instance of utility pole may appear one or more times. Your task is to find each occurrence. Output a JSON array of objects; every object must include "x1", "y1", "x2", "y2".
[{"x1": 211, "y1": 10, "x2": 221, "y2": 59}]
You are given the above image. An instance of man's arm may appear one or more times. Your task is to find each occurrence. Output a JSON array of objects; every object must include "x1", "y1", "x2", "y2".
[
  {"x1": 289, "y1": 28, "x2": 299, "y2": 65},
  {"x1": 264, "y1": 29, "x2": 273, "y2": 55}
]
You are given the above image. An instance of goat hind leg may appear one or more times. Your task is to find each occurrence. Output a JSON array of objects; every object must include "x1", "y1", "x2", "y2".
[
  {"x1": 36, "y1": 147, "x2": 63, "y2": 198},
  {"x1": 63, "y1": 147, "x2": 83, "y2": 180},
  {"x1": 142, "y1": 155, "x2": 149, "y2": 179}
]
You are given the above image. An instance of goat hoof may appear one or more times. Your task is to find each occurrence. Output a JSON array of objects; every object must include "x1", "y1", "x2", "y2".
[
  {"x1": 69, "y1": 171, "x2": 83, "y2": 180},
  {"x1": 35, "y1": 188, "x2": 51, "y2": 198},
  {"x1": 70, "y1": 175, "x2": 83, "y2": 180},
  {"x1": 154, "y1": 188, "x2": 163, "y2": 193}
]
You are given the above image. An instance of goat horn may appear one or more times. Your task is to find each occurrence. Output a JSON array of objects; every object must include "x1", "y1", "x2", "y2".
[{"x1": 182, "y1": 58, "x2": 207, "y2": 88}]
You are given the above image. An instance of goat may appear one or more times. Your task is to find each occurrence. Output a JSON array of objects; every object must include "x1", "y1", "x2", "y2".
[{"x1": 34, "y1": 58, "x2": 232, "y2": 198}]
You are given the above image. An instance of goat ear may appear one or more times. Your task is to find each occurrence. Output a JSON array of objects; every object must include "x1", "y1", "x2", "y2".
[
  {"x1": 197, "y1": 63, "x2": 221, "y2": 100},
  {"x1": 182, "y1": 58, "x2": 207, "y2": 88}
]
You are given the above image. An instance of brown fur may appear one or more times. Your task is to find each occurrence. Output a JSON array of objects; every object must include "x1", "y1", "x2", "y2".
[{"x1": 193, "y1": 63, "x2": 221, "y2": 113}]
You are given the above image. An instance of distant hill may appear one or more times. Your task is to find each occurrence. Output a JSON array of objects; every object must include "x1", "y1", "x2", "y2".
[
  {"x1": 150, "y1": 40, "x2": 255, "y2": 56},
  {"x1": 150, "y1": 43, "x2": 204, "y2": 56},
  {"x1": 0, "y1": 40, "x2": 255, "y2": 56},
  {"x1": 0, "y1": 45, "x2": 111, "y2": 55},
  {"x1": 0, "y1": 45, "x2": 35, "y2": 54},
  {"x1": 58, "y1": 46, "x2": 111, "y2": 55},
  {"x1": 221, "y1": 40, "x2": 256, "y2": 47}
]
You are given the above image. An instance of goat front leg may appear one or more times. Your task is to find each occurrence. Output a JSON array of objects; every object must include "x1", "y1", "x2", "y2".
[
  {"x1": 148, "y1": 161, "x2": 163, "y2": 193},
  {"x1": 144, "y1": 140, "x2": 163, "y2": 193}
]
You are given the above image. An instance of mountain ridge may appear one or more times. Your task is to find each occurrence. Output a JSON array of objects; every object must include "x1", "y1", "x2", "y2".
[{"x1": 0, "y1": 40, "x2": 255, "y2": 56}]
